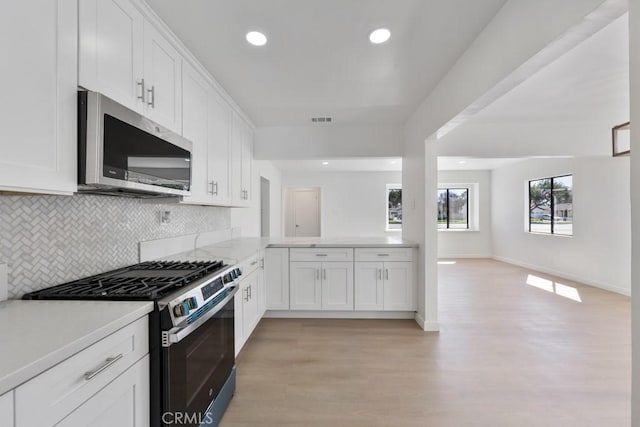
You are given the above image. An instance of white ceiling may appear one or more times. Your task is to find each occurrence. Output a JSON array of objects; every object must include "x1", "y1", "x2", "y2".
[
  {"x1": 145, "y1": 0, "x2": 507, "y2": 126},
  {"x1": 272, "y1": 158, "x2": 402, "y2": 173},
  {"x1": 467, "y1": 14, "x2": 629, "y2": 125},
  {"x1": 437, "y1": 157, "x2": 524, "y2": 171}
]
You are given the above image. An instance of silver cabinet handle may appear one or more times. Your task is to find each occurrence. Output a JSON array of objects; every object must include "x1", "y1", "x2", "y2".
[
  {"x1": 323, "y1": 269, "x2": 326, "y2": 280},
  {"x1": 250, "y1": 260, "x2": 258, "y2": 266},
  {"x1": 378, "y1": 269, "x2": 382, "y2": 280},
  {"x1": 147, "y1": 86, "x2": 155, "y2": 108},
  {"x1": 84, "y1": 354, "x2": 123, "y2": 381},
  {"x1": 315, "y1": 254, "x2": 328, "y2": 257},
  {"x1": 248, "y1": 284, "x2": 252, "y2": 299},
  {"x1": 137, "y1": 79, "x2": 145, "y2": 102},
  {"x1": 316, "y1": 269, "x2": 320, "y2": 280},
  {"x1": 260, "y1": 258, "x2": 265, "y2": 269},
  {"x1": 213, "y1": 181, "x2": 218, "y2": 195},
  {"x1": 377, "y1": 253, "x2": 390, "y2": 257},
  {"x1": 209, "y1": 181, "x2": 214, "y2": 195},
  {"x1": 385, "y1": 269, "x2": 389, "y2": 280},
  {"x1": 243, "y1": 287, "x2": 249, "y2": 302}
]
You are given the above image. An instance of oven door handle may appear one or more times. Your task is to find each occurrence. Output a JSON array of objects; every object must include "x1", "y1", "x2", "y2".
[{"x1": 163, "y1": 285, "x2": 238, "y2": 347}]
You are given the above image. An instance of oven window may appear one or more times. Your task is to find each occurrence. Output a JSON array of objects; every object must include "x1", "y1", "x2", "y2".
[{"x1": 164, "y1": 299, "x2": 234, "y2": 425}]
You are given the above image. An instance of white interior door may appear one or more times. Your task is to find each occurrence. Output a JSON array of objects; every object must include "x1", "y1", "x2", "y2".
[{"x1": 287, "y1": 188, "x2": 321, "y2": 237}]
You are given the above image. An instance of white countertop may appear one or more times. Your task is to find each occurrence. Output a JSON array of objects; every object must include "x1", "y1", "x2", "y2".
[
  {"x1": 163, "y1": 236, "x2": 418, "y2": 265},
  {"x1": 0, "y1": 300, "x2": 153, "y2": 395}
]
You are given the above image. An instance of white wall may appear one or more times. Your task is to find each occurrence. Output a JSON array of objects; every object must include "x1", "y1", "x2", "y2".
[
  {"x1": 629, "y1": 0, "x2": 640, "y2": 422},
  {"x1": 231, "y1": 160, "x2": 283, "y2": 238},
  {"x1": 281, "y1": 171, "x2": 402, "y2": 238},
  {"x1": 255, "y1": 124, "x2": 404, "y2": 160},
  {"x1": 437, "y1": 170, "x2": 493, "y2": 258},
  {"x1": 491, "y1": 156, "x2": 631, "y2": 295}
]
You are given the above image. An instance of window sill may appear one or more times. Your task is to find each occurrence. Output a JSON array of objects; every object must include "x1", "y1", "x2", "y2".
[
  {"x1": 438, "y1": 229, "x2": 480, "y2": 233},
  {"x1": 526, "y1": 231, "x2": 573, "y2": 238}
]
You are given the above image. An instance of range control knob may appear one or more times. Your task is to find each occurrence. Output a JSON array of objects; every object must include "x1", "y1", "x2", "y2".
[
  {"x1": 223, "y1": 273, "x2": 232, "y2": 284},
  {"x1": 173, "y1": 301, "x2": 190, "y2": 317},
  {"x1": 187, "y1": 297, "x2": 198, "y2": 310},
  {"x1": 235, "y1": 268, "x2": 242, "y2": 277}
]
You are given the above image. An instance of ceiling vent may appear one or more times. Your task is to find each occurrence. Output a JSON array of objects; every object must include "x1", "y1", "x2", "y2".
[{"x1": 311, "y1": 117, "x2": 332, "y2": 123}]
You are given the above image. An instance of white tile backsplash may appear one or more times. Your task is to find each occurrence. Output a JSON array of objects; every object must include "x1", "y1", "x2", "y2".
[{"x1": 0, "y1": 194, "x2": 230, "y2": 298}]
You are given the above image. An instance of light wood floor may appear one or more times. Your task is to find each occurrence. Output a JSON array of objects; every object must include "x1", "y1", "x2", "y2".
[{"x1": 221, "y1": 259, "x2": 631, "y2": 426}]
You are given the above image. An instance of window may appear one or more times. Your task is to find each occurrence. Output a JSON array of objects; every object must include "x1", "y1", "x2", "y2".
[
  {"x1": 438, "y1": 188, "x2": 469, "y2": 229},
  {"x1": 387, "y1": 185, "x2": 402, "y2": 230},
  {"x1": 529, "y1": 175, "x2": 573, "y2": 235}
]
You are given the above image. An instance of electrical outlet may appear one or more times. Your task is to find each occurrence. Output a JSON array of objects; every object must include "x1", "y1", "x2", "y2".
[{"x1": 160, "y1": 210, "x2": 171, "y2": 225}]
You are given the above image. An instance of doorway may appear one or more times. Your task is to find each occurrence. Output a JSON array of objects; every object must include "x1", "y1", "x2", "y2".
[
  {"x1": 260, "y1": 177, "x2": 270, "y2": 237},
  {"x1": 285, "y1": 187, "x2": 321, "y2": 237}
]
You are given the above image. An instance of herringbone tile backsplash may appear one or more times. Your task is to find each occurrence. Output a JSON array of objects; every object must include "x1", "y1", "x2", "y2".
[{"x1": 0, "y1": 195, "x2": 230, "y2": 298}]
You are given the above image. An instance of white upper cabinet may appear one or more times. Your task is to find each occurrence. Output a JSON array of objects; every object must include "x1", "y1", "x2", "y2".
[
  {"x1": 207, "y1": 90, "x2": 232, "y2": 205},
  {"x1": 143, "y1": 21, "x2": 182, "y2": 132},
  {"x1": 181, "y1": 61, "x2": 210, "y2": 204},
  {"x1": 79, "y1": 0, "x2": 144, "y2": 112},
  {"x1": 181, "y1": 61, "x2": 232, "y2": 206},
  {"x1": 231, "y1": 113, "x2": 253, "y2": 207},
  {"x1": 79, "y1": 0, "x2": 182, "y2": 133},
  {"x1": 0, "y1": 0, "x2": 77, "y2": 195}
]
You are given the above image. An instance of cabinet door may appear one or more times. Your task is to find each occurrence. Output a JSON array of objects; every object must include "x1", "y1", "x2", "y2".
[
  {"x1": 242, "y1": 271, "x2": 260, "y2": 338},
  {"x1": 0, "y1": 391, "x2": 13, "y2": 427},
  {"x1": 230, "y1": 112, "x2": 244, "y2": 205},
  {"x1": 241, "y1": 122, "x2": 253, "y2": 205},
  {"x1": 234, "y1": 283, "x2": 244, "y2": 357},
  {"x1": 79, "y1": 0, "x2": 144, "y2": 113},
  {"x1": 321, "y1": 262, "x2": 354, "y2": 311},
  {"x1": 257, "y1": 253, "x2": 267, "y2": 317},
  {"x1": 55, "y1": 356, "x2": 150, "y2": 427},
  {"x1": 0, "y1": 0, "x2": 77, "y2": 195},
  {"x1": 290, "y1": 262, "x2": 322, "y2": 310},
  {"x1": 354, "y1": 262, "x2": 384, "y2": 311},
  {"x1": 143, "y1": 21, "x2": 182, "y2": 133},
  {"x1": 265, "y1": 248, "x2": 290, "y2": 310},
  {"x1": 208, "y1": 90, "x2": 232, "y2": 205},
  {"x1": 181, "y1": 62, "x2": 210, "y2": 203},
  {"x1": 383, "y1": 262, "x2": 416, "y2": 311}
]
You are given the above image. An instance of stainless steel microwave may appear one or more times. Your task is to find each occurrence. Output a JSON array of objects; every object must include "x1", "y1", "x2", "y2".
[{"x1": 78, "y1": 91, "x2": 192, "y2": 198}]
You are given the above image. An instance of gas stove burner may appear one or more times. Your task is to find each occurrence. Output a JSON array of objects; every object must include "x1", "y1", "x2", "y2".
[{"x1": 23, "y1": 259, "x2": 228, "y2": 301}]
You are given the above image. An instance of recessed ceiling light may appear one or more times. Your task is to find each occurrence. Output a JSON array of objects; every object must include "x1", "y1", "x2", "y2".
[
  {"x1": 390, "y1": 160, "x2": 397, "y2": 165},
  {"x1": 246, "y1": 31, "x2": 267, "y2": 46},
  {"x1": 458, "y1": 160, "x2": 467, "y2": 164},
  {"x1": 369, "y1": 28, "x2": 391, "y2": 44},
  {"x1": 322, "y1": 161, "x2": 329, "y2": 166}
]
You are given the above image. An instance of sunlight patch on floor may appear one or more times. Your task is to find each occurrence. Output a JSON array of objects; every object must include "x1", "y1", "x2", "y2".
[{"x1": 526, "y1": 274, "x2": 582, "y2": 302}]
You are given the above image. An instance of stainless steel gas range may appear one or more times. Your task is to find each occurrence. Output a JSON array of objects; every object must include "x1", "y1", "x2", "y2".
[{"x1": 24, "y1": 260, "x2": 242, "y2": 427}]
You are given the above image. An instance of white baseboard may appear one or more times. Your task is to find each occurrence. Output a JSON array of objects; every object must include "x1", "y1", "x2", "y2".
[
  {"x1": 438, "y1": 253, "x2": 492, "y2": 259},
  {"x1": 493, "y1": 255, "x2": 631, "y2": 296},
  {"x1": 413, "y1": 312, "x2": 440, "y2": 331},
  {"x1": 264, "y1": 310, "x2": 415, "y2": 319}
]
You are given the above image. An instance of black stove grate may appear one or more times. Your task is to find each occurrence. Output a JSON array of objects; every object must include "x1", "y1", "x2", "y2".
[{"x1": 23, "y1": 260, "x2": 226, "y2": 301}]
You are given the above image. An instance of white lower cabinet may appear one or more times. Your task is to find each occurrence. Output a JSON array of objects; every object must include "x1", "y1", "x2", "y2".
[
  {"x1": 265, "y1": 248, "x2": 290, "y2": 310},
  {"x1": 56, "y1": 355, "x2": 149, "y2": 427},
  {"x1": 235, "y1": 266, "x2": 262, "y2": 356},
  {"x1": 383, "y1": 262, "x2": 416, "y2": 311},
  {"x1": 354, "y1": 262, "x2": 384, "y2": 311},
  {"x1": 14, "y1": 316, "x2": 149, "y2": 427},
  {"x1": 290, "y1": 261, "x2": 354, "y2": 310},
  {"x1": 0, "y1": 390, "x2": 13, "y2": 427}
]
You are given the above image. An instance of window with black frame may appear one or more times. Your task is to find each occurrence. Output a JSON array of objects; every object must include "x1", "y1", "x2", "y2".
[
  {"x1": 528, "y1": 175, "x2": 573, "y2": 235},
  {"x1": 438, "y1": 188, "x2": 469, "y2": 229}
]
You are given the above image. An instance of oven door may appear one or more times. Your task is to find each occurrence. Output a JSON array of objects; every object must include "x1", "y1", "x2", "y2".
[{"x1": 162, "y1": 295, "x2": 235, "y2": 426}]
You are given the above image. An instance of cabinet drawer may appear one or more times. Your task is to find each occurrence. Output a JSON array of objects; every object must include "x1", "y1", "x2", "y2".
[
  {"x1": 15, "y1": 316, "x2": 148, "y2": 427},
  {"x1": 355, "y1": 248, "x2": 413, "y2": 262},
  {"x1": 241, "y1": 251, "x2": 261, "y2": 276},
  {"x1": 290, "y1": 248, "x2": 354, "y2": 262}
]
